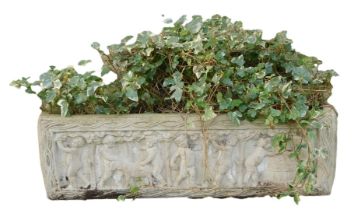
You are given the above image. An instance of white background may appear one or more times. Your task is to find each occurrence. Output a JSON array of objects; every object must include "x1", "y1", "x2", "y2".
[{"x1": 0, "y1": 0, "x2": 352, "y2": 209}]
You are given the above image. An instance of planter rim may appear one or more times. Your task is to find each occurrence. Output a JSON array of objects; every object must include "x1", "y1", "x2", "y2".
[{"x1": 39, "y1": 105, "x2": 337, "y2": 120}]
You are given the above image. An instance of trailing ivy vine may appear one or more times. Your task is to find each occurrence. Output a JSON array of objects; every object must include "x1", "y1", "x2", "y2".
[{"x1": 11, "y1": 15, "x2": 337, "y2": 203}]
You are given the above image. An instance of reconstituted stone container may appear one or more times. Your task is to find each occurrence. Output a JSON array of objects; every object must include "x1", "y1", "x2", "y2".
[{"x1": 38, "y1": 107, "x2": 337, "y2": 199}]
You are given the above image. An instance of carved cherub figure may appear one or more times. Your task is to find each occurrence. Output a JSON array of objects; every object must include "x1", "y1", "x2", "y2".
[
  {"x1": 170, "y1": 133, "x2": 197, "y2": 186},
  {"x1": 211, "y1": 132, "x2": 238, "y2": 186},
  {"x1": 57, "y1": 136, "x2": 90, "y2": 189},
  {"x1": 139, "y1": 137, "x2": 166, "y2": 186},
  {"x1": 243, "y1": 134, "x2": 275, "y2": 186},
  {"x1": 99, "y1": 132, "x2": 164, "y2": 188},
  {"x1": 98, "y1": 135, "x2": 123, "y2": 187}
]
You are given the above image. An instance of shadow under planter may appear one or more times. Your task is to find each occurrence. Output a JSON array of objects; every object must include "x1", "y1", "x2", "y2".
[{"x1": 37, "y1": 107, "x2": 337, "y2": 200}]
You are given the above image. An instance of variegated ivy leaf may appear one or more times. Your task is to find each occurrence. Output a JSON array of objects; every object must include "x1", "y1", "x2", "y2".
[
  {"x1": 185, "y1": 16, "x2": 203, "y2": 34},
  {"x1": 125, "y1": 86, "x2": 139, "y2": 102},
  {"x1": 87, "y1": 81, "x2": 101, "y2": 96},
  {"x1": 231, "y1": 55, "x2": 245, "y2": 67},
  {"x1": 192, "y1": 65, "x2": 204, "y2": 79},
  {"x1": 101, "y1": 65, "x2": 111, "y2": 76},
  {"x1": 57, "y1": 99, "x2": 69, "y2": 117},
  {"x1": 91, "y1": 42, "x2": 100, "y2": 50},
  {"x1": 163, "y1": 18, "x2": 173, "y2": 24},
  {"x1": 44, "y1": 89, "x2": 57, "y2": 103},
  {"x1": 201, "y1": 106, "x2": 217, "y2": 121},
  {"x1": 53, "y1": 79, "x2": 62, "y2": 89},
  {"x1": 121, "y1": 35, "x2": 134, "y2": 44},
  {"x1": 228, "y1": 111, "x2": 242, "y2": 125},
  {"x1": 78, "y1": 59, "x2": 92, "y2": 66},
  {"x1": 40, "y1": 72, "x2": 55, "y2": 89},
  {"x1": 163, "y1": 71, "x2": 184, "y2": 102},
  {"x1": 174, "y1": 15, "x2": 187, "y2": 26}
]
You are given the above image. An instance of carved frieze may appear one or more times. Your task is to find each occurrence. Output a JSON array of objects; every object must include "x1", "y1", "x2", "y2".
[{"x1": 38, "y1": 108, "x2": 337, "y2": 199}]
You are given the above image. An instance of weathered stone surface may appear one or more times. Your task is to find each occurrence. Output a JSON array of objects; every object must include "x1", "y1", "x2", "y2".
[{"x1": 38, "y1": 107, "x2": 337, "y2": 200}]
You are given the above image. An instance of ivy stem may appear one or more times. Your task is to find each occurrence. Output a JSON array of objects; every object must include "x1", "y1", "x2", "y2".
[
  {"x1": 189, "y1": 92, "x2": 212, "y2": 184},
  {"x1": 278, "y1": 93, "x2": 314, "y2": 193}
]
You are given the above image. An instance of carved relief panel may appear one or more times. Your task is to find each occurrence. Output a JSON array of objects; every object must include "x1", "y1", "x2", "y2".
[{"x1": 51, "y1": 129, "x2": 299, "y2": 191}]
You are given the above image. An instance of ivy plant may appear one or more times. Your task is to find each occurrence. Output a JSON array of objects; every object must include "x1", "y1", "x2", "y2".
[{"x1": 11, "y1": 15, "x2": 337, "y2": 203}]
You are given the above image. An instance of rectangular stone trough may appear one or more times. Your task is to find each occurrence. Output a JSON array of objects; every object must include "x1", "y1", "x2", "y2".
[{"x1": 38, "y1": 107, "x2": 337, "y2": 200}]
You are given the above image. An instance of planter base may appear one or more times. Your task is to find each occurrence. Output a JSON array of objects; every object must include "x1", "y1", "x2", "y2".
[
  {"x1": 38, "y1": 107, "x2": 337, "y2": 200},
  {"x1": 48, "y1": 186, "x2": 330, "y2": 200}
]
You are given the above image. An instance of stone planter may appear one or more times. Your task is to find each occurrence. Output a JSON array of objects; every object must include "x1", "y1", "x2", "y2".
[{"x1": 38, "y1": 107, "x2": 337, "y2": 200}]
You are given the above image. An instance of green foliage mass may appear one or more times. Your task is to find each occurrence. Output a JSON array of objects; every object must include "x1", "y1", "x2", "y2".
[{"x1": 11, "y1": 15, "x2": 337, "y2": 203}]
